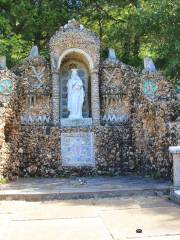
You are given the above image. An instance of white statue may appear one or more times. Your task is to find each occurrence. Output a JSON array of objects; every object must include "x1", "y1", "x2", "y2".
[
  {"x1": 67, "y1": 69, "x2": 85, "y2": 119},
  {"x1": 144, "y1": 57, "x2": 157, "y2": 73}
]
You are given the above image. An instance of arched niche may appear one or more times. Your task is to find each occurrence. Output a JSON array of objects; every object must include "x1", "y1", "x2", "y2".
[
  {"x1": 58, "y1": 48, "x2": 94, "y2": 71},
  {"x1": 51, "y1": 48, "x2": 100, "y2": 125},
  {"x1": 59, "y1": 54, "x2": 91, "y2": 119}
]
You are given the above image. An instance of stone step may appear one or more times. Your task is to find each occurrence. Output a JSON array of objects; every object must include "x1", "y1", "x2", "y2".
[{"x1": 0, "y1": 176, "x2": 171, "y2": 201}]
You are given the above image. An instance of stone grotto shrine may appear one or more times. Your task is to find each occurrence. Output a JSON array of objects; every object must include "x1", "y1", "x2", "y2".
[{"x1": 0, "y1": 19, "x2": 179, "y2": 179}]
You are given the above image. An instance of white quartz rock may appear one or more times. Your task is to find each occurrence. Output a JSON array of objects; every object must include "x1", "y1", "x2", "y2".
[
  {"x1": 29, "y1": 46, "x2": 39, "y2": 59},
  {"x1": 143, "y1": 57, "x2": 157, "y2": 73}
]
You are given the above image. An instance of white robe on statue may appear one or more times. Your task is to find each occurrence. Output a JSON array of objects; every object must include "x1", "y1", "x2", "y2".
[{"x1": 67, "y1": 69, "x2": 85, "y2": 119}]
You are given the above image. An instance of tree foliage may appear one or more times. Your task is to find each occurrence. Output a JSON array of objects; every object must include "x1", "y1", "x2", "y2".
[{"x1": 0, "y1": 0, "x2": 179, "y2": 88}]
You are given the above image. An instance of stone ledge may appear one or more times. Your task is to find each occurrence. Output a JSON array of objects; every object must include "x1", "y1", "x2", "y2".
[
  {"x1": 169, "y1": 146, "x2": 180, "y2": 154},
  {"x1": 0, "y1": 176, "x2": 171, "y2": 201},
  {"x1": 61, "y1": 118, "x2": 92, "y2": 128}
]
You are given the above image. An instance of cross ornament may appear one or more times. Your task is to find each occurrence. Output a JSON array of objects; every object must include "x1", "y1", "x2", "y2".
[
  {"x1": 31, "y1": 66, "x2": 45, "y2": 83},
  {"x1": 103, "y1": 68, "x2": 118, "y2": 86}
]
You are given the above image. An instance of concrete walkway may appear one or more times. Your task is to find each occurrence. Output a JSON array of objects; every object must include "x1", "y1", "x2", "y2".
[
  {"x1": 0, "y1": 195, "x2": 180, "y2": 240},
  {"x1": 0, "y1": 176, "x2": 171, "y2": 201}
]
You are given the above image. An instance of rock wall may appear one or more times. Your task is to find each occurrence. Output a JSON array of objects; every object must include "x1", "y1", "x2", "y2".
[
  {"x1": 0, "y1": 69, "x2": 20, "y2": 179},
  {"x1": 0, "y1": 20, "x2": 179, "y2": 180},
  {"x1": 10, "y1": 125, "x2": 134, "y2": 177},
  {"x1": 132, "y1": 72, "x2": 179, "y2": 179},
  {"x1": 1, "y1": 61, "x2": 178, "y2": 179}
]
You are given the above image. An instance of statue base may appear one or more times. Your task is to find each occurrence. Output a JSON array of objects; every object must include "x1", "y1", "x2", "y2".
[{"x1": 61, "y1": 118, "x2": 92, "y2": 128}]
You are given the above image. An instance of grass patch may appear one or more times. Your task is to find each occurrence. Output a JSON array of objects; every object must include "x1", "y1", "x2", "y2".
[{"x1": 0, "y1": 177, "x2": 8, "y2": 184}]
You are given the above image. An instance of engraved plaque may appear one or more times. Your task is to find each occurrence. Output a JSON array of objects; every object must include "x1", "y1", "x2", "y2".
[{"x1": 61, "y1": 132, "x2": 95, "y2": 166}]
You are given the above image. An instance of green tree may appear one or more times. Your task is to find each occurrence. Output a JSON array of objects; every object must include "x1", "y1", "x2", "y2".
[
  {"x1": 77, "y1": 0, "x2": 179, "y2": 86},
  {"x1": 0, "y1": 0, "x2": 70, "y2": 65},
  {"x1": 0, "y1": 0, "x2": 179, "y2": 87}
]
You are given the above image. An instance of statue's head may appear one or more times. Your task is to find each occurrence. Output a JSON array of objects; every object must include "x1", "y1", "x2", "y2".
[{"x1": 71, "y1": 68, "x2": 78, "y2": 76}]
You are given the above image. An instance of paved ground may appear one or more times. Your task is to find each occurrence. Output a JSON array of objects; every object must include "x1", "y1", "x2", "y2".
[
  {"x1": 0, "y1": 195, "x2": 180, "y2": 240},
  {"x1": 0, "y1": 176, "x2": 171, "y2": 201}
]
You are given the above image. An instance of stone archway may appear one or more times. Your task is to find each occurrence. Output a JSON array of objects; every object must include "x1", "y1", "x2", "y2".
[{"x1": 58, "y1": 48, "x2": 95, "y2": 71}]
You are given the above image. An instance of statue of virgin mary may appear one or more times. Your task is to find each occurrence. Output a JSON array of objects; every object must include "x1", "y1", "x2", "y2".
[{"x1": 67, "y1": 69, "x2": 85, "y2": 119}]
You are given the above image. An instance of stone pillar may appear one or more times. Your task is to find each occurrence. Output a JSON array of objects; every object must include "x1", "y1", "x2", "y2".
[
  {"x1": 52, "y1": 70, "x2": 60, "y2": 125},
  {"x1": 169, "y1": 146, "x2": 180, "y2": 188},
  {"x1": 0, "y1": 116, "x2": 5, "y2": 177},
  {"x1": 91, "y1": 69, "x2": 100, "y2": 126}
]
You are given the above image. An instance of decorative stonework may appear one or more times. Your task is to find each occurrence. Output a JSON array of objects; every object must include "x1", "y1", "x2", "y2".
[
  {"x1": 20, "y1": 115, "x2": 50, "y2": 125},
  {"x1": 49, "y1": 19, "x2": 100, "y2": 70},
  {"x1": 0, "y1": 19, "x2": 178, "y2": 180},
  {"x1": 0, "y1": 69, "x2": 19, "y2": 178},
  {"x1": 100, "y1": 60, "x2": 137, "y2": 126},
  {"x1": 13, "y1": 56, "x2": 52, "y2": 126},
  {"x1": 50, "y1": 19, "x2": 100, "y2": 125},
  {"x1": 0, "y1": 79, "x2": 14, "y2": 95},
  {"x1": 143, "y1": 80, "x2": 158, "y2": 99}
]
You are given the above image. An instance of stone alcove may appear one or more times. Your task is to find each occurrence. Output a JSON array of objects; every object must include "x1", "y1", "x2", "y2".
[{"x1": 59, "y1": 51, "x2": 91, "y2": 119}]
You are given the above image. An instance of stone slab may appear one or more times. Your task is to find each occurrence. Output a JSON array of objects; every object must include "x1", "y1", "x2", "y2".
[
  {"x1": 1, "y1": 195, "x2": 180, "y2": 240},
  {"x1": 100, "y1": 207, "x2": 180, "y2": 239},
  {"x1": 0, "y1": 176, "x2": 171, "y2": 201},
  {"x1": 7, "y1": 218, "x2": 112, "y2": 240},
  {"x1": 61, "y1": 132, "x2": 95, "y2": 167},
  {"x1": 61, "y1": 118, "x2": 92, "y2": 127}
]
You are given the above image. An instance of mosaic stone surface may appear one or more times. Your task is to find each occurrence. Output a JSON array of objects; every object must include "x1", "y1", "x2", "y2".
[
  {"x1": 143, "y1": 80, "x2": 158, "y2": 98},
  {"x1": 61, "y1": 132, "x2": 95, "y2": 166},
  {"x1": 0, "y1": 79, "x2": 14, "y2": 95}
]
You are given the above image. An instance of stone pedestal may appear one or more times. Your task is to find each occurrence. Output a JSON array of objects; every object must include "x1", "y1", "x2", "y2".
[
  {"x1": 169, "y1": 146, "x2": 180, "y2": 188},
  {"x1": 61, "y1": 118, "x2": 92, "y2": 128},
  {"x1": 169, "y1": 146, "x2": 180, "y2": 204}
]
